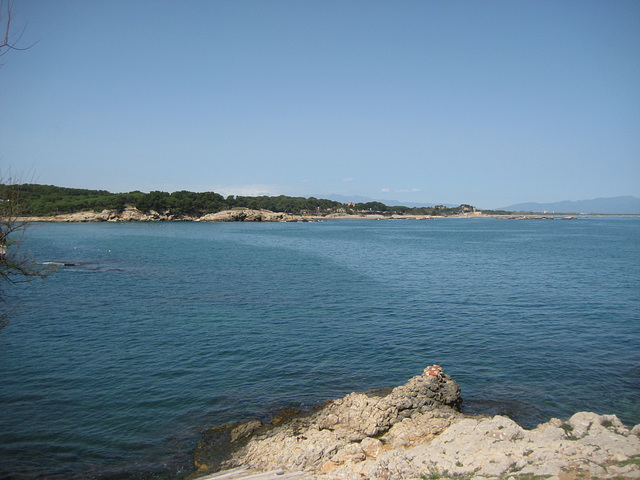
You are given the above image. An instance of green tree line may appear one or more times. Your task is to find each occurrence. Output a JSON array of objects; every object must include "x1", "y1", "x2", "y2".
[{"x1": 4, "y1": 184, "x2": 476, "y2": 217}]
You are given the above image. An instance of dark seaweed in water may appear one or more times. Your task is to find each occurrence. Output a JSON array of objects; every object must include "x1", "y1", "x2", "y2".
[{"x1": 462, "y1": 398, "x2": 547, "y2": 429}]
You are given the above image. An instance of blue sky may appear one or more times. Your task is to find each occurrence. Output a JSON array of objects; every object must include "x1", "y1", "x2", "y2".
[{"x1": 1, "y1": 0, "x2": 638, "y2": 209}]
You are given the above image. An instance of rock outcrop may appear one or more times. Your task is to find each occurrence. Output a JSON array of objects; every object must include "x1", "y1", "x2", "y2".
[
  {"x1": 192, "y1": 366, "x2": 640, "y2": 480},
  {"x1": 193, "y1": 366, "x2": 461, "y2": 474},
  {"x1": 198, "y1": 209, "x2": 304, "y2": 222},
  {"x1": 23, "y1": 208, "x2": 308, "y2": 222},
  {"x1": 25, "y1": 208, "x2": 310, "y2": 223},
  {"x1": 31, "y1": 207, "x2": 182, "y2": 222},
  {"x1": 360, "y1": 412, "x2": 640, "y2": 480}
]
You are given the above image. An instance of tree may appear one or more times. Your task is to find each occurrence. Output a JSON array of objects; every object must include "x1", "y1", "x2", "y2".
[
  {"x1": 1, "y1": 181, "x2": 57, "y2": 331},
  {"x1": 1, "y1": 0, "x2": 36, "y2": 63},
  {"x1": 135, "y1": 190, "x2": 171, "y2": 213},
  {"x1": 1, "y1": 4, "x2": 47, "y2": 331}
]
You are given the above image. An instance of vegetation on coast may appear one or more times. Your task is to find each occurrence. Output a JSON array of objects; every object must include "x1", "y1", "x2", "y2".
[{"x1": 4, "y1": 184, "x2": 478, "y2": 218}]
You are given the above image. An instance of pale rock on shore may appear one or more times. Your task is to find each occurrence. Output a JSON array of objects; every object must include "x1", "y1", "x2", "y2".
[
  {"x1": 20, "y1": 207, "x2": 179, "y2": 222},
  {"x1": 18, "y1": 208, "x2": 638, "y2": 223},
  {"x1": 192, "y1": 366, "x2": 640, "y2": 480},
  {"x1": 21, "y1": 207, "x2": 306, "y2": 222},
  {"x1": 198, "y1": 209, "x2": 303, "y2": 222},
  {"x1": 19, "y1": 207, "x2": 478, "y2": 223}
]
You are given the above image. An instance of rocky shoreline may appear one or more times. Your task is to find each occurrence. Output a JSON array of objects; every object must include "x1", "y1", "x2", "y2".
[
  {"x1": 18, "y1": 207, "x2": 308, "y2": 223},
  {"x1": 18, "y1": 207, "x2": 636, "y2": 223},
  {"x1": 17, "y1": 207, "x2": 452, "y2": 222},
  {"x1": 16, "y1": 206, "x2": 486, "y2": 222},
  {"x1": 191, "y1": 366, "x2": 640, "y2": 480}
]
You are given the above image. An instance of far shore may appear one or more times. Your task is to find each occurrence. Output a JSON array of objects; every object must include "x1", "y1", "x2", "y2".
[{"x1": 14, "y1": 208, "x2": 639, "y2": 224}]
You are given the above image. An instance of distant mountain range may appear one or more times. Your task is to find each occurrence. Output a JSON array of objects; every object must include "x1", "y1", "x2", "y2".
[
  {"x1": 323, "y1": 194, "x2": 640, "y2": 214},
  {"x1": 499, "y1": 196, "x2": 640, "y2": 214}
]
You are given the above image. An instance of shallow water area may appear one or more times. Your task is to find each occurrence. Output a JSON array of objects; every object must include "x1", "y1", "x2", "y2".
[{"x1": 0, "y1": 217, "x2": 638, "y2": 479}]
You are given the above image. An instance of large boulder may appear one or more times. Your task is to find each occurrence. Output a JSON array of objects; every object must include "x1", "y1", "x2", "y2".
[
  {"x1": 314, "y1": 365, "x2": 461, "y2": 436},
  {"x1": 192, "y1": 365, "x2": 462, "y2": 475}
]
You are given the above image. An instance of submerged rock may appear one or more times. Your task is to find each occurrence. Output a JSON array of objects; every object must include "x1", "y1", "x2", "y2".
[{"x1": 193, "y1": 420, "x2": 265, "y2": 473}]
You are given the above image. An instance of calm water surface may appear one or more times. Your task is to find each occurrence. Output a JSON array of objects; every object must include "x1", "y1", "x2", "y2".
[{"x1": 1, "y1": 218, "x2": 639, "y2": 479}]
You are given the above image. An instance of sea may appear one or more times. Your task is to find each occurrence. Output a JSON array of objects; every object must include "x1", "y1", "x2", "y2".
[{"x1": 0, "y1": 217, "x2": 638, "y2": 480}]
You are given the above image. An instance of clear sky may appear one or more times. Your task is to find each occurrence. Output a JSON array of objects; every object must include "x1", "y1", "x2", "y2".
[{"x1": 1, "y1": 0, "x2": 638, "y2": 209}]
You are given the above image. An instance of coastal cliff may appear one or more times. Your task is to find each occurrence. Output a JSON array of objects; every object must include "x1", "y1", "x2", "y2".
[
  {"x1": 20, "y1": 207, "x2": 474, "y2": 222},
  {"x1": 22, "y1": 207, "x2": 308, "y2": 223},
  {"x1": 20, "y1": 207, "x2": 446, "y2": 222},
  {"x1": 192, "y1": 366, "x2": 640, "y2": 480}
]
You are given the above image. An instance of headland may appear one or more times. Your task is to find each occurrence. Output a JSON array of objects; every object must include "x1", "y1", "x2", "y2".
[
  {"x1": 18, "y1": 206, "x2": 630, "y2": 223},
  {"x1": 17, "y1": 206, "x2": 472, "y2": 222}
]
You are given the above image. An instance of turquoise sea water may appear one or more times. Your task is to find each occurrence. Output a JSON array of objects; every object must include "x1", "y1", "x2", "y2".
[{"x1": 1, "y1": 218, "x2": 639, "y2": 479}]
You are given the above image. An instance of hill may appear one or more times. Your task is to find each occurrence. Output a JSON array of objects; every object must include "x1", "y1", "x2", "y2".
[
  {"x1": 1, "y1": 184, "x2": 476, "y2": 218},
  {"x1": 499, "y1": 196, "x2": 640, "y2": 214}
]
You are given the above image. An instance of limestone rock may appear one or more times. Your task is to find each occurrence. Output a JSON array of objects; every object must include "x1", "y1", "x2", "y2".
[
  {"x1": 193, "y1": 365, "x2": 461, "y2": 475},
  {"x1": 32, "y1": 207, "x2": 301, "y2": 222},
  {"x1": 198, "y1": 209, "x2": 301, "y2": 222},
  {"x1": 364, "y1": 412, "x2": 640, "y2": 480},
  {"x1": 49, "y1": 207, "x2": 177, "y2": 222},
  {"x1": 191, "y1": 368, "x2": 640, "y2": 480}
]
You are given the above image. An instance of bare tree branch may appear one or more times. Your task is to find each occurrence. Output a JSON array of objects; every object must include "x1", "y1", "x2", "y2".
[
  {"x1": 1, "y1": 177, "x2": 58, "y2": 331},
  {"x1": 0, "y1": 0, "x2": 38, "y2": 61},
  {"x1": 1, "y1": 2, "x2": 47, "y2": 330}
]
